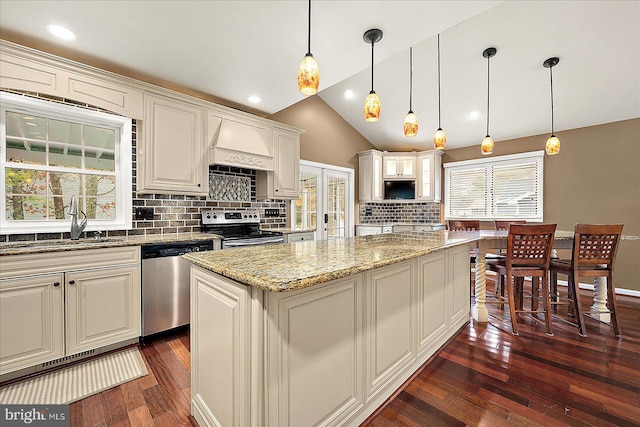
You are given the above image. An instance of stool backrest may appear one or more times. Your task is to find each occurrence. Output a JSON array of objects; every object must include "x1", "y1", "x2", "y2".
[
  {"x1": 507, "y1": 224, "x2": 557, "y2": 268},
  {"x1": 448, "y1": 220, "x2": 480, "y2": 231},
  {"x1": 573, "y1": 224, "x2": 623, "y2": 268},
  {"x1": 493, "y1": 220, "x2": 526, "y2": 231}
]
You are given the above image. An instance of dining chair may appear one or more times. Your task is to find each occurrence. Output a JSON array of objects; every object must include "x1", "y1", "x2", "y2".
[
  {"x1": 486, "y1": 223, "x2": 557, "y2": 336},
  {"x1": 549, "y1": 224, "x2": 624, "y2": 337}
]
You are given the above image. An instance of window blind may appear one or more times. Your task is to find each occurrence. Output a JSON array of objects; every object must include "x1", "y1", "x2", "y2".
[{"x1": 444, "y1": 151, "x2": 544, "y2": 221}]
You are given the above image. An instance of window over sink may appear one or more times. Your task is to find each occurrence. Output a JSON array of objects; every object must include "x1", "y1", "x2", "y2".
[
  {"x1": 444, "y1": 151, "x2": 544, "y2": 222},
  {"x1": 0, "y1": 92, "x2": 132, "y2": 234}
]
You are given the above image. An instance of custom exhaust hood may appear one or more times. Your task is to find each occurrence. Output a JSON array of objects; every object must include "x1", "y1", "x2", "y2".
[{"x1": 208, "y1": 115, "x2": 274, "y2": 171}]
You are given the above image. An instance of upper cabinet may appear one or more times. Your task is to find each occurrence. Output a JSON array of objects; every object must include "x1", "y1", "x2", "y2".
[
  {"x1": 256, "y1": 128, "x2": 301, "y2": 199},
  {"x1": 359, "y1": 150, "x2": 383, "y2": 202},
  {"x1": 358, "y1": 149, "x2": 442, "y2": 202},
  {"x1": 138, "y1": 93, "x2": 207, "y2": 196},
  {"x1": 417, "y1": 151, "x2": 442, "y2": 202},
  {"x1": 0, "y1": 42, "x2": 143, "y2": 119},
  {"x1": 383, "y1": 155, "x2": 416, "y2": 179}
]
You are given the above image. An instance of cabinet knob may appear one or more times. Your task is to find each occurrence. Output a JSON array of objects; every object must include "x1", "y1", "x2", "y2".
[
  {"x1": 197, "y1": 183, "x2": 201, "y2": 187},
  {"x1": 275, "y1": 189, "x2": 279, "y2": 192},
  {"x1": 53, "y1": 282, "x2": 61, "y2": 287},
  {"x1": 68, "y1": 280, "x2": 76, "y2": 285}
]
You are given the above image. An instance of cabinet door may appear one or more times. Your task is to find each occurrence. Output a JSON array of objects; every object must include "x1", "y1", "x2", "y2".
[
  {"x1": 417, "y1": 152, "x2": 442, "y2": 202},
  {"x1": 273, "y1": 129, "x2": 300, "y2": 198},
  {"x1": 364, "y1": 261, "x2": 415, "y2": 399},
  {"x1": 0, "y1": 274, "x2": 64, "y2": 375},
  {"x1": 399, "y1": 157, "x2": 415, "y2": 178},
  {"x1": 66, "y1": 265, "x2": 140, "y2": 355},
  {"x1": 416, "y1": 253, "x2": 448, "y2": 357},
  {"x1": 383, "y1": 157, "x2": 399, "y2": 178},
  {"x1": 383, "y1": 156, "x2": 415, "y2": 178},
  {"x1": 140, "y1": 93, "x2": 206, "y2": 195},
  {"x1": 358, "y1": 153, "x2": 382, "y2": 202}
]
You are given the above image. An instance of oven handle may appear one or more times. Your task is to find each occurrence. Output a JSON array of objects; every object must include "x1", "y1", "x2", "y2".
[{"x1": 224, "y1": 238, "x2": 284, "y2": 247}]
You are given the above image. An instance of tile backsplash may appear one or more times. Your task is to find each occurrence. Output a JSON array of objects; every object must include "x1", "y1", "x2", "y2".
[
  {"x1": 0, "y1": 91, "x2": 287, "y2": 243},
  {"x1": 359, "y1": 202, "x2": 441, "y2": 224}
]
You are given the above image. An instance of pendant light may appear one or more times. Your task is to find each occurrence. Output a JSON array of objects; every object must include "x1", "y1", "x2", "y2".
[
  {"x1": 433, "y1": 33, "x2": 446, "y2": 149},
  {"x1": 543, "y1": 57, "x2": 560, "y2": 155},
  {"x1": 404, "y1": 47, "x2": 418, "y2": 136},
  {"x1": 480, "y1": 47, "x2": 497, "y2": 155},
  {"x1": 298, "y1": 0, "x2": 320, "y2": 96},
  {"x1": 363, "y1": 28, "x2": 383, "y2": 122}
]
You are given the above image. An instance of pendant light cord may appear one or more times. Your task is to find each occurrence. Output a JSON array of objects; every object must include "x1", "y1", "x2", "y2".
[
  {"x1": 371, "y1": 40, "x2": 375, "y2": 92},
  {"x1": 437, "y1": 34, "x2": 442, "y2": 128},
  {"x1": 306, "y1": 0, "x2": 311, "y2": 55},
  {"x1": 486, "y1": 53, "x2": 491, "y2": 136},
  {"x1": 409, "y1": 47, "x2": 413, "y2": 111},
  {"x1": 550, "y1": 65, "x2": 555, "y2": 134}
]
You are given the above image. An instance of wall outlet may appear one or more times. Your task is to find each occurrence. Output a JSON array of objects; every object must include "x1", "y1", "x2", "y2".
[
  {"x1": 264, "y1": 209, "x2": 280, "y2": 217},
  {"x1": 135, "y1": 207, "x2": 154, "y2": 220}
]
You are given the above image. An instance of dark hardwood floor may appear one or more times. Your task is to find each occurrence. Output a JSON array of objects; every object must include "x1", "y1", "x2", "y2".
[{"x1": 69, "y1": 283, "x2": 640, "y2": 426}]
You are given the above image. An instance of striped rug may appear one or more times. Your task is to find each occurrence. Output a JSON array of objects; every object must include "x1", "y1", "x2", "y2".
[{"x1": 0, "y1": 347, "x2": 148, "y2": 405}]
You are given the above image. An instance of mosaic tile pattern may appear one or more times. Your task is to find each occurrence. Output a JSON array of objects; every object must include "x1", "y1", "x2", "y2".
[
  {"x1": 359, "y1": 201, "x2": 440, "y2": 224},
  {"x1": 209, "y1": 174, "x2": 251, "y2": 201}
]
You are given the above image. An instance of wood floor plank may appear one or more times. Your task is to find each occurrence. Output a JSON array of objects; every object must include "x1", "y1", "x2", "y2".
[
  {"x1": 167, "y1": 336, "x2": 191, "y2": 371},
  {"x1": 119, "y1": 379, "x2": 145, "y2": 412},
  {"x1": 80, "y1": 392, "x2": 106, "y2": 426},
  {"x1": 141, "y1": 385, "x2": 170, "y2": 418},
  {"x1": 152, "y1": 338, "x2": 191, "y2": 389},
  {"x1": 101, "y1": 387, "x2": 129, "y2": 425},
  {"x1": 127, "y1": 406, "x2": 154, "y2": 427}
]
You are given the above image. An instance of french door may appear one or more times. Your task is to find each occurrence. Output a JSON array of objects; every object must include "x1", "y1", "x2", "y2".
[{"x1": 292, "y1": 161, "x2": 354, "y2": 240}]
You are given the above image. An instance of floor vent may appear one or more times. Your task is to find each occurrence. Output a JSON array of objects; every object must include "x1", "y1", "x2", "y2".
[{"x1": 41, "y1": 350, "x2": 96, "y2": 368}]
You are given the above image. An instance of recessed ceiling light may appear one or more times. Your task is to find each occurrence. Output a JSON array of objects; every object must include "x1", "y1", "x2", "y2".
[
  {"x1": 46, "y1": 24, "x2": 77, "y2": 41},
  {"x1": 248, "y1": 95, "x2": 261, "y2": 104},
  {"x1": 467, "y1": 111, "x2": 481, "y2": 120},
  {"x1": 344, "y1": 89, "x2": 356, "y2": 100}
]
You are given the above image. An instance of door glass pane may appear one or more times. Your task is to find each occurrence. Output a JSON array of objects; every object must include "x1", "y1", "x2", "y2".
[
  {"x1": 326, "y1": 175, "x2": 345, "y2": 239},
  {"x1": 294, "y1": 173, "x2": 317, "y2": 230}
]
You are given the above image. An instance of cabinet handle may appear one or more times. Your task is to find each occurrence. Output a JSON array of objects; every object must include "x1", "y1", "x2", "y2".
[
  {"x1": 53, "y1": 282, "x2": 60, "y2": 287},
  {"x1": 68, "y1": 280, "x2": 76, "y2": 285},
  {"x1": 198, "y1": 183, "x2": 201, "y2": 187}
]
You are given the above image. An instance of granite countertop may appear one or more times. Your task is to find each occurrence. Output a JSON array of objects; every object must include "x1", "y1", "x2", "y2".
[
  {"x1": 0, "y1": 232, "x2": 221, "y2": 256},
  {"x1": 184, "y1": 232, "x2": 478, "y2": 293}
]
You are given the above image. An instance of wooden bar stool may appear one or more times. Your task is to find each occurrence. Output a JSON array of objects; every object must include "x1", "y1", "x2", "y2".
[
  {"x1": 486, "y1": 224, "x2": 557, "y2": 336},
  {"x1": 549, "y1": 224, "x2": 624, "y2": 337},
  {"x1": 490, "y1": 221, "x2": 527, "y2": 296}
]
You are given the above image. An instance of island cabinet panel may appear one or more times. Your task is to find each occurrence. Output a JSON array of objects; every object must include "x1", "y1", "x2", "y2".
[
  {"x1": 364, "y1": 262, "x2": 415, "y2": 400},
  {"x1": 266, "y1": 276, "x2": 364, "y2": 427},
  {"x1": 191, "y1": 267, "x2": 251, "y2": 427},
  {"x1": 416, "y1": 253, "x2": 448, "y2": 357},
  {"x1": 450, "y1": 245, "x2": 472, "y2": 328}
]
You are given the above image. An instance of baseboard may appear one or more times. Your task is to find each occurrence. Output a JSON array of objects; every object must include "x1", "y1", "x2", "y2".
[{"x1": 485, "y1": 271, "x2": 640, "y2": 298}]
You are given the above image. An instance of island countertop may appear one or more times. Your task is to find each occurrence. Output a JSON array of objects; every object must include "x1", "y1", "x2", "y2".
[{"x1": 183, "y1": 232, "x2": 479, "y2": 292}]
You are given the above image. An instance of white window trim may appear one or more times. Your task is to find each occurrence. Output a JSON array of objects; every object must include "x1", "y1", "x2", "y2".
[
  {"x1": 444, "y1": 151, "x2": 544, "y2": 222},
  {"x1": 0, "y1": 92, "x2": 132, "y2": 234}
]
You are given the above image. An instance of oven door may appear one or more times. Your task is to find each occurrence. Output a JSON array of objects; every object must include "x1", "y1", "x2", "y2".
[{"x1": 222, "y1": 236, "x2": 284, "y2": 249}]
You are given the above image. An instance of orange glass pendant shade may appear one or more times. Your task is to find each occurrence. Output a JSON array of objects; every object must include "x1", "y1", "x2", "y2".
[
  {"x1": 433, "y1": 128, "x2": 447, "y2": 150},
  {"x1": 364, "y1": 91, "x2": 381, "y2": 122},
  {"x1": 545, "y1": 135, "x2": 560, "y2": 155},
  {"x1": 481, "y1": 136, "x2": 494, "y2": 155},
  {"x1": 404, "y1": 112, "x2": 418, "y2": 137},
  {"x1": 298, "y1": 54, "x2": 320, "y2": 96}
]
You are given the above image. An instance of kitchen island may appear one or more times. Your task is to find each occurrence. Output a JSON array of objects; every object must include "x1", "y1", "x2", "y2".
[{"x1": 184, "y1": 232, "x2": 477, "y2": 427}]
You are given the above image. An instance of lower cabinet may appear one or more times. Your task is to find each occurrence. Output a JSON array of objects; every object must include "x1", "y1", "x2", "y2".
[
  {"x1": 0, "y1": 247, "x2": 141, "y2": 376},
  {"x1": 191, "y1": 244, "x2": 471, "y2": 427}
]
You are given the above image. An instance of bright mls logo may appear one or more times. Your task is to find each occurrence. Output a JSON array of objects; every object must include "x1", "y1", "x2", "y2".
[{"x1": 1, "y1": 405, "x2": 68, "y2": 426}]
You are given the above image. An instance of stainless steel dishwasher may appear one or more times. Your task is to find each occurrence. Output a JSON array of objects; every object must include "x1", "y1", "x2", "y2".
[{"x1": 141, "y1": 240, "x2": 214, "y2": 337}]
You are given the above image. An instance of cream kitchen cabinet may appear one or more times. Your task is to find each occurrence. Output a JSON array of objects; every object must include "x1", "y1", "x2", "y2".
[
  {"x1": 138, "y1": 93, "x2": 207, "y2": 196},
  {"x1": 285, "y1": 231, "x2": 315, "y2": 243},
  {"x1": 358, "y1": 150, "x2": 383, "y2": 202},
  {"x1": 0, "y1": 247, "x2": 140, "y2": 376},
  {"x1": 417, "y1": 151, "x2": 442, "y2": 202},
  {"x1": 383, "y1": 155, "x2": 416, "y2": 179},
  {"x1": 0, "y1": 273, "x2": 65, "y2": 375},
  {"x1": 256, "y1": 128, "x2": 300, "y2": 199}
]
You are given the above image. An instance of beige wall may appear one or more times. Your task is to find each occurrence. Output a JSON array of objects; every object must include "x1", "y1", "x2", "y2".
[
  {"x1": 443, "y1": 118, "x2": 640, "y2": 291},
  {"x1": 269, "y1": 95, "x2": 376, "y2": 207}
]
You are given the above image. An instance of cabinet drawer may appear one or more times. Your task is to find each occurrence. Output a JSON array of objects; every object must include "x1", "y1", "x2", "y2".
[
  {"x1": 287, "y1": 232, "x2": 314, "y2": 243},
  {"x1": 0, "y1": 246, "x2": 140, "y2": 279}
]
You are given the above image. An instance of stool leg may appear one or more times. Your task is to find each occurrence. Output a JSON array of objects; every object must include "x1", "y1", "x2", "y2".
[
  {"x1": 572, "y1": 269, "x2": 587, "y2": 337},
  {"x1": 550, "y1": 270, "x2": 558, "y2": 310},
  {"x1": 542, "y1": 274, "x2": 554, "y2": 336},
  {"x1": 531, "y1": 277, "x2": 539, "y2": 311},
  {"x1": 507, "y1": 273, "x2": 519, "y2": 336},
  {"x1": 606, "y1": 275, "x2": 621, "y2": 337}
]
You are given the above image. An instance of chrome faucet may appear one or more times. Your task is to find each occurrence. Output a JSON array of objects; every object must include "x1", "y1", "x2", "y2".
[{"x1": 68, "y1": 195, "x2": 87, "y2": 240}]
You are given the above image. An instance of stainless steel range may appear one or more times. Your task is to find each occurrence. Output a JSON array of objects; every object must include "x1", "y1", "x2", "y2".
[{"x1": 201, "y1": 210, "x2": 284, "y2": 249}]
